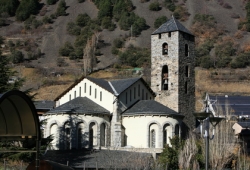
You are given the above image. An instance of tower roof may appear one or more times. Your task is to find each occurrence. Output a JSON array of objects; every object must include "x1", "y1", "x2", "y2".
[{"x1": 152, "y1": 17, "x2": 193, "y2": 35}]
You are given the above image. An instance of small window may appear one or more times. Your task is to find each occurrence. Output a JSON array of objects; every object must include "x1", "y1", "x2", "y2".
[
  {"x1": 69, "y1": 94, "x2": 71, "y2": 101},
  {"x1": 95, "y1": 88, "x2": 97, "y2": 99},
  {"x1": 89, "y1": 86, "x2": 91, "y2": 96},
  {"x1": 185, "y1": 81, "x2": 188, "y2": 94},
  {"x1": 185, "y1": 44, "x2": 189, "y2": 56},
  {"x1": 84, "y1": 83, "x2": 86, "y2": 93},
  {"x1": 134, "y1": 87, "x2": 136, "y2": 99},
  {"x1": 130, "y1": 89, "x2": 131, "y2": 102},
  {"x1": 126, "y1": 92, "x2": 128, "y2": 104},
  {"x1": 158, "y1": 33, "x2": 161, "y2": 39},
  {"x1": 79, "y1": 87, "x2": 81, "y2": 97},
  {"x1": 168, "y1": 32, "x2": 171, "y2": 37},
  {"x1": 162, "y1": 65, "x2": 169, "y2": 91},
  {"x1": 100, "y1": 91, "x2": 102, "y2": 101},
  {"x1": 150, "y1": 130, "x2": 155, "y2": 148},
  {"x1": 74, "y1": 91, "x2": 76, "y2": 98},
  {"x1": 138, "y1": 85, "x2": 140, "y2": 96},
  {"x1": 185, "y1": 65, "x2": 189, "y2": 77},
  {"x1": 162, "y1": 43, "x2": 168, "y2": 55}
]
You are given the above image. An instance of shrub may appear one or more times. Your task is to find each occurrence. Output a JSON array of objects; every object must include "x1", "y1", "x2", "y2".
[
  {"x1": 119, "y1": 45, "x2": 150, "y2": 67},
  {"x1": 0, "y1": 0, "x2": 20, "y2": 16},
  {"x1": 200, "y1": 56, "x2": 213, "y2": 69},
  {"x1": 149, "y1": 2, "x2": 161, "y2": 11},
  {"x1": 15, "y1": 0, "x2": 39, "y2": 21},
  {"x1": 154, "y1": 16, "x2": 167, "y2": 28},
  {"x1": 78, "y1": 0, "x2": 85, "y2": 3},
  {"x1": 231, "y1": 53, "x2": 250, "y2": 68},
  {"x1": 164, "y1": 0, "x2": 176, "y2": 12},
  {"x1": 57, "y1": 57, "x2": 68, "y2": 67},
  {"x1": 59, "y1": 41, "x2": 74, "y2": 56},
  {"x1": 47, "y1": 0, "x2": 58, "y2": 5},
  {"x1": 7, "y1": 40, "x2": 15, "y2": 48},
  {"x1": 97, "y1": 0, "x2": 113, "y2": 19},
  {"x1": 76, "y1": 13, "x2": 90, "y2": 27},
  {"x1": 67, "y1": 22, "x2": 81, "y2": 36},
  {"x1": 10, "y1": 50, "x2": 24, "y2": 64},
  {"x1": 101, "y1": 17, "x2": 112, "y2": 29},
  {"x1": 193, "y1": 14, "x2": 216, "y2": 28},
  {"x1": 113, "y1": 38, "x2": 124, "y2": 48},
  {"x1": 42, "y1": 16, "x2": 53, "y2": 24},
  {"x1": 56, "y1": 0, "x2": 66, "y2": 16}
]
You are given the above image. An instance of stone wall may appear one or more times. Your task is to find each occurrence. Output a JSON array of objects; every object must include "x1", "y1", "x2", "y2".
[{"x1": 151, "y1": 31, "x2": 196, "y2": 129}]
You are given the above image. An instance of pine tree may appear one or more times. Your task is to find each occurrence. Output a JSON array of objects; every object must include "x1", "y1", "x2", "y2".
[{"x1": 0, "y1": 52, "x2": 24, "y2": 93}]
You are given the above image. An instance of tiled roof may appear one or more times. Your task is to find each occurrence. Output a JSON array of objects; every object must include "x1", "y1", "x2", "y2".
[
  {"x1": 46, "y1": 97, "x2": 109, "y2": 115},
  {"x1": 110, "y1": 77, "x2": 140, "y2": 94},
  {"x1": 87, "y1": 77, "x2": 113, "y2": 93},
  {"x1": 152, "y1": 17, "x2": 193, "y2": 35},
  {"x1": 209, "y1": 95, "x2": 250, "y2": 116},
  {"x1": 55, "y1": 76, "x2": 155, "y2": 101},
  {"x1": 34, "y1": 101, "x2": 55, "y2": 111},
  {"x1": 122, "y1": 100, "x2": 184, "y2": 118}
]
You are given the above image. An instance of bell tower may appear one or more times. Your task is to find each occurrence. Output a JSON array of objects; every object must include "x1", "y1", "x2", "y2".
[{"x1": 151, "y1": 17, "x2": 195, "y2": 128}]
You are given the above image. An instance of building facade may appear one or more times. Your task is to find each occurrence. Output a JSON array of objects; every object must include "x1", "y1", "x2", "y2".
[{"x1": 42, "y1": 18, "x2": 194, "y2": 152}]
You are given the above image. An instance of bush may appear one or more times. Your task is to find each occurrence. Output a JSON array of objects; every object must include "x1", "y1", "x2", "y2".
[
  {"x1": 57, "y1": 57, "x2": 68, "y2": 67},
  {"x1": 200, "y1": 56, "x2": 213, "y2": 69},
  {"x1": 42, "y1": 16, "x2": 53, "y2": 24},
  {"x1": 78, "y1": 0, "x2": 85, "y2": 3},
  {"x1": 47, "y1": 0, "x2": 58, "y2": 5},
  {"x1": 154, "y1": 16, "x2": 167, "y2": 28},
  {"x1": 231, "y1": 53, "x2": 250, "y2": 68},
  {"x1": 97, "y1": 0, "x2": 113, "y2": 19},
  {"x1": 59, "y1": 41, "x2": 74, "y2": 56},
  {"x1": 10, "y1": 50, "x2": 24, "y2": 64},
  {"x1": 113, "y1": 38, "x2": 124, "y2": 48},
  {"x1": 67, "y1": 22, "x2": 81, "y2": 36},
  {"x1": 56, "y1": 0, "x2": 66, "y2": 16},
  {"x1": 119, "y1": 45, "x2": 150, "y2": 67},
  {"x1": 193, "y1": 14, "x2": 216, "y2": 28},
  {"x1": 149, "y1": 2, "x2": 161, "y2": 11},
  {"x1": 164, "y1": 0, "x2": 176, "y2": 12},
  {"x1": 0, "y1": 0, "x2": 20, "y2": 16},
  {"x1": 15, "y1": 0, "x2": 39, "y2": 21},
  {"x1": 119, "y1": 12, "x2": 147, "y2": 36},
  {"x1": 76, "y1": 13, "x2": 90, "y2": 27}
]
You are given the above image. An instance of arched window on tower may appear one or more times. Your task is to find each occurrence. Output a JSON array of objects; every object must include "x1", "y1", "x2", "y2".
[
  {"x1": 162, "y1": 43, "x2": 168, "y2": 55},
  {"x1": 185, "y1": 44, "x2": 189, "y2": 56},
  {"x1": 162, "y1": 65, "x2": 169, "y2": 90}
]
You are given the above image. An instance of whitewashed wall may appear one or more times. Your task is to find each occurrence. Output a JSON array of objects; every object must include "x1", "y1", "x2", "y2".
[{"x1": 122, "y1": 115, "x2": 180, "y2": 148}]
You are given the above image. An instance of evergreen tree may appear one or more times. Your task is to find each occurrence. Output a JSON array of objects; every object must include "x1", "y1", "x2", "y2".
[
  {"x1": 158, "y1": 136, "x2": 184, "y2": 169},
  {"x1": 0, "y1": 52, "x2": 24, "y2": 93},
  {"x1": 15, "y1": 0, "x2": 39, "y2": 21}
]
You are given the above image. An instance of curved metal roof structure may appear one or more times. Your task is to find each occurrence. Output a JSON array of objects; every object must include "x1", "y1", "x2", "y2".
[{"x1": 0, "y1": 90, "x2": 41, "y2": 141}]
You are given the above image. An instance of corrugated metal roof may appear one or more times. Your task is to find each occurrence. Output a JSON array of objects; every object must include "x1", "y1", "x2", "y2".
[
  {"x1": 122, "y1": 100, "x2": 183, "y2": 118},
  {"x1": 152, "y1": 17, "x2": 193, "y2": 35},
  {"x1": 47, "y1": 97, "x2": 110, "y2": 115}
]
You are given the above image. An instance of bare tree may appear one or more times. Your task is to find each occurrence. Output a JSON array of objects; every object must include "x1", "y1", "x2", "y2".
[{"x1": 83, "y1": 34, "x2": 97, "y2": 76}]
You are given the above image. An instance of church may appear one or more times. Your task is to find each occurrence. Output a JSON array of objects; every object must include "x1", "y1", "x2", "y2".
[{"x1": 42, "y1": 17, "x2": 195, "y2": 153}]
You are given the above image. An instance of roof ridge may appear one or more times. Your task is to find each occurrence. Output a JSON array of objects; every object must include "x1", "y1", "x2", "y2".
[{"x1": 108, "y1": 81, "x2": 119, "y2": 96}]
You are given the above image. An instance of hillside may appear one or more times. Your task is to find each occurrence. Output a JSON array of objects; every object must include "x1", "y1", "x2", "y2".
[{"x1": 0, "y1": 0, "x2": 250, "y2": 102}]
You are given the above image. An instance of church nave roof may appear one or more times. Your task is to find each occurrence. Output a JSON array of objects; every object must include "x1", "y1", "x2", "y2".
[{"x1": 46, "y1": 97, "x2": 110, "y2": 115}]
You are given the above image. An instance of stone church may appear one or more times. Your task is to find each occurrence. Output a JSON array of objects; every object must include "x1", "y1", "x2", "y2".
[{"x1": 42, "y1": 17, "x2": 195, "y2": 153}]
